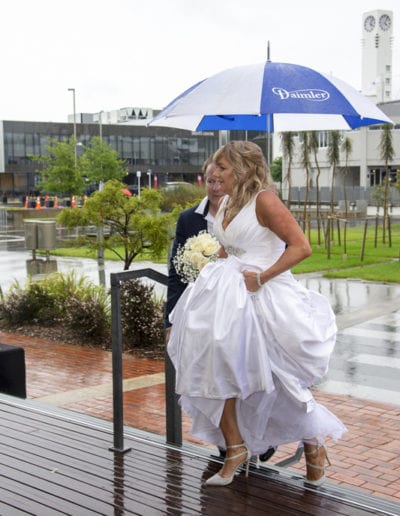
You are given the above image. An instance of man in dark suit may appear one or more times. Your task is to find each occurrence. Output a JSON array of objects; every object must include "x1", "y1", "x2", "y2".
[{"x1": 165, "y1": 158, "x2": 224, "y2": 327}]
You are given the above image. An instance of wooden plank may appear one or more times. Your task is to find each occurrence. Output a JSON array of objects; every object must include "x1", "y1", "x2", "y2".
[
  {"x1": 0, "y1": 497, "x2": 37, "y2": 516},
  {"x1": 0, "y1": 397, "x2": 399, "y2": 515}
]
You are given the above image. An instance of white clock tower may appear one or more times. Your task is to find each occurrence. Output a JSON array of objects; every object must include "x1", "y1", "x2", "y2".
[{"x1": 361, "y1": 10, "x2": 393, "y2": 103}]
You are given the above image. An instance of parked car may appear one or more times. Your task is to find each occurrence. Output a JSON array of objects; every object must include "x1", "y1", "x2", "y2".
[{"x1": 163, "y1": 181, "x2": 192, "y2": 191}]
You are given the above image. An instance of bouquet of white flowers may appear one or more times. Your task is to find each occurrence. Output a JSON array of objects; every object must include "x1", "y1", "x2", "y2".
[{"x1": 173, "y1": 231, "x2": 220, "y2": 283}]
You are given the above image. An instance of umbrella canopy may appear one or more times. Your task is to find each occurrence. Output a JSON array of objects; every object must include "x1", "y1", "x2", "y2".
[{"x1": 149, "y1": 61, "x2": 392, "y2": 132}]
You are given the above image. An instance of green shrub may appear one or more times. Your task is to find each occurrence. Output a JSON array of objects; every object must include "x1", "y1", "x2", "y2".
[
  {"x1": 0, "y1": 272, "x2": 111, "y2": 344},
  {"x1": 64, "y1": 295, "x2": 110, "y2": 340},
  {"x1": 160, "y1": 184, "x2": 204, "y2": 212},
  {"x1": 0, "y1": 272, "x2": 166, "y2": 350},
  {"x1": 0, "y1": 281, "x2": 60, "y2": 325},
  {"x1": 120, "y1": 278, "x2": 164, "y2": 350}
]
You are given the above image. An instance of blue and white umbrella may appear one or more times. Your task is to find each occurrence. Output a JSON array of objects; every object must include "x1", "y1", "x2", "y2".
[{"x1": 149, "y1": 61, "x2": 392, "y2": 132}]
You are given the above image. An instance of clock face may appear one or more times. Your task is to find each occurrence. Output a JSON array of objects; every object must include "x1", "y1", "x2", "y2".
[
  {"x1": 379, "y1": 14, "x2": 391, "y2": 31},
  {"x1": 364, "y1": 15, "x2": 375, "y2": 32}
]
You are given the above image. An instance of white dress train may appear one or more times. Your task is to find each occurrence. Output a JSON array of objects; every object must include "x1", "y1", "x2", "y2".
[{"x1": 168, "y1": 194, "x2": 347, "y2": 453}]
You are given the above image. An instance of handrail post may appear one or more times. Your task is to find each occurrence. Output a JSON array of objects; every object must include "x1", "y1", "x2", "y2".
[
  {"x1": 109, "y1": 268, "x2": 182, "y2": 451},
  {"x1": 165, "y1": 353, "x2": 182, "y2": 446},
  {"x1": 109, "y1": 273, "x2": 131, "y2": 453}
]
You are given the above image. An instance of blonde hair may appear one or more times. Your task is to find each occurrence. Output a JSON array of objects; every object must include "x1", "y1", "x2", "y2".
[{"x1": 213, "y1": 140, "x2": 273, "y2": 223}]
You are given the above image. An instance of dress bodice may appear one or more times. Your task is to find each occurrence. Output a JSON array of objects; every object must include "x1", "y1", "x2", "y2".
[{"x1": 214, "y1": 194, "x2": 286, "y2": 269}]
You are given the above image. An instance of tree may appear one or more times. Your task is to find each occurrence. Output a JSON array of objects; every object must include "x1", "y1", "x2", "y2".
[
  {"x1": 31, "y1": 137, "x2": 85, "y2": 198},
  {"x1": 341, "y1": 136, "x2": 353, "y2": 220},
  {"x1": 325, "y1": 130, "x2": 341, "y2": 255},
  {"x1": 309, "y1": 131, "x2": 322, "y2": 246},
  {"x1": 327, "y1": 131, "x2": 341, "y2": 214},
  {"x1": 379, "y1": 124, "x2": 395, "y2": 244},
  {"x1": 80, "y1": 136, "x2": 127, "y2": 184},
  {"x1": 57, "y1": 180, "x2": 175, "y2": 270},
  {"x1": 299, "y1": 132, "x2": 311, "y2": 233},
  {"x1": 281, "y1": 132, "x2": 295, "y2": 208},
  {"x1": 269, "y1": 156, "x2": 282, "y2": 183},
  {"x1": 339, "y1": 136, "x2": 353, "y2": 259}
]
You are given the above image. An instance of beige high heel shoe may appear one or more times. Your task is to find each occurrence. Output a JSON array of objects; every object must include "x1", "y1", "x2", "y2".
[
  {"x1": 304, "y1": 443, "x2": 331, "y2": 487},
  {"x1": 205, "y1": 443, "x2": 251, "y2": 486}
]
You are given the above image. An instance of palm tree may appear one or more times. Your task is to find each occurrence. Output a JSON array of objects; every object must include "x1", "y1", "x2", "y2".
[
  {"x1": 299, "y1": 132, "x2": 311, "y2": 233},
  {"x1": 340, "y1": 136, "x2": 353, "y2": 258},
  {"x1": 379, "y1": 124, "x2": 395, "y2": 244},
  {"x1": 309, "y1": 131, "x2": 322, "y2": 247},
  {"x1": 326, "y1": 131, "x2": 341, "y2": 252},
  {"x1": 341, "y1": 136, "x2": 353, "y2": 219},
  {"x1": 281, "y1": 132, "x2": 295, "y2": 208},
  {"x1": 327, "y1": 131, "x2": 341, "y2": 214}
]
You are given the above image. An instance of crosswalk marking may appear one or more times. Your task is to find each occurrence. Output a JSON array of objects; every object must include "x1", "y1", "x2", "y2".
[
  {"x1": 315, "y1": 380, "x2": 400, "y2": 406},
  {"x1": 349, "y1": 354, "x2": 400, "y2": 370},
  {"x1": 324, "y1": 315, "x2": 400, "y2": 405},
  {"x1": 341, "y1": 326, "x2": 400, "y2": 342}
]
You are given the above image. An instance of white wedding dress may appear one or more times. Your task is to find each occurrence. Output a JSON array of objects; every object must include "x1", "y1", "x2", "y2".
[{"x1": 168, "y1": 193, "x2": 346, "y2": 453}]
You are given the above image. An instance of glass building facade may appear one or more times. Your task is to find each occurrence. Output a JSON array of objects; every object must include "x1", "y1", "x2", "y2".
[{"x1": 0, "y1": 120, "x2": 223, "y2": 195}]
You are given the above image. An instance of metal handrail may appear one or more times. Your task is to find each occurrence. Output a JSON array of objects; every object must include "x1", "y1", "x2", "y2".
[{"x1": 109, "y1": 268, "x2": 181, "y2": 453}]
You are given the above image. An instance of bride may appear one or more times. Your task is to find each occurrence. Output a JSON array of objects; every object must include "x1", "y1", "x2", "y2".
[{"x1": 167, "y1": 140, "x2": 346, "y2": 487}]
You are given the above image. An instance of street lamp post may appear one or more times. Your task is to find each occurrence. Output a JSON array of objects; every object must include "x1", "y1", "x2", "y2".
[
  {"x1": 68, "y1": 88, "x2": 77, "y2": 167},
  {"x1": 98, "y1": 110, "x2": 103, "y2": 140},
  {"x1": 97, "y1": 180, "x2": 105, "y2": 285},
  {"x1": 97, "y1": 112, "x2": 105, "y2": 282},
  {"x1": 136, "y1": 171, "x2": 142, "y2": 198}
]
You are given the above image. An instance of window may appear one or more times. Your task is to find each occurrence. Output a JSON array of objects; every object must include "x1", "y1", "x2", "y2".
[{"x1": 318, "y1": 131, "x2": 329, "y2": 148}]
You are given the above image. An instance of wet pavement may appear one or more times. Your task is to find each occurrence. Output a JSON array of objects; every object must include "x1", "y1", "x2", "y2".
[
  {"x1": 1, "y1": 227, "x2": 400, "y2": 407},
  {"x1": 0, "y1": 220, "x2": 400, "y2": 503},
  {"x1": 0, "y1": 228, "x2": 167, "y2": 294}
]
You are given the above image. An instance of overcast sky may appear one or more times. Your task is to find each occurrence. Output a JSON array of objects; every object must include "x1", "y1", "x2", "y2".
[{"x1": 1, "y1": 0, "x2": 399, "y2": 123}]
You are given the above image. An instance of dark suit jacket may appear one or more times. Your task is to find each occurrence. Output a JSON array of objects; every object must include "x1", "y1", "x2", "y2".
[{"x1": 165, "y1": 201, "x2": 209, "y2": 327}]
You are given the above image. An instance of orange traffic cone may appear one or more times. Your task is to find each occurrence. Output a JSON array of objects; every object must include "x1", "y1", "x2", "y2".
[
  {"x1": 35, "y1": 196, "x2": 41, "y2": 210},
  {"x1": 24, "y1": 196, "x2": 29, "y2": 209},
  {"x1": 54, "y1": 196, "x2": 59, "y2": 208}
]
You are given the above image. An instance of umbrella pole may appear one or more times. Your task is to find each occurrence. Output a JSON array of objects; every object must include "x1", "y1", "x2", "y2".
[{"x1": 266, "y1": 114, "x2": 272, "y2": 166}]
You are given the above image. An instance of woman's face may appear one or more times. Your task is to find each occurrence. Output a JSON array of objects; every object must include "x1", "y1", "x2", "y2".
[{"x1": 215, "y1": 155, "x2": 234, "y2": 195}]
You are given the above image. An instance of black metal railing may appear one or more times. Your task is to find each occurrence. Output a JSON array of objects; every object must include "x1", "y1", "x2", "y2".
[{"x1": 109, "y1": 268, "x2": 181, "y2": 453}]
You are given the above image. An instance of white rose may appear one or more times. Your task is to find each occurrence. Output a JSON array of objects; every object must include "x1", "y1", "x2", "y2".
[
  {"x1": 202, "y1": 239, "x2": 219, "y2": 256},
  {"x1": 197, "y1": 255, "x2": 208, "y2": 270},
  {"x1": 190, "y1": 240, "x2": 203, "y2": 253},
  {"x1": 190, "y1": 251, "x2": 204, "y2": 269}
]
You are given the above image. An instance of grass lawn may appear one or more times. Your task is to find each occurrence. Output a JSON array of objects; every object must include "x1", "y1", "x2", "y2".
[
  {"x1": 50, "y1": 246, "x2": 168, "y2": 264},
  {"x1": 50, "y1": 223, "x2": 399, "y2": 283},
  {"x1": 292, "y1": 223, "x2": 399, "y2": 282}
]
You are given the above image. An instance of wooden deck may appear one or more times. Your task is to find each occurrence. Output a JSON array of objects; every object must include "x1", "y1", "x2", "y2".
[{"x1": 0, "y1": 394, "x2": 399, "y2": 516}]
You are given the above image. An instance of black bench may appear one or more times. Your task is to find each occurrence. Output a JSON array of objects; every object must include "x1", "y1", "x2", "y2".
[{"x1": 0, "y1": 343, "x2": 26, "y2": 398}]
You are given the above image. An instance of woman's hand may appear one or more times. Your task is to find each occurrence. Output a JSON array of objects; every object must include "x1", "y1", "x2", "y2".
[
  {"x1": 218, "y1": 245, "x2": 228, "y2": 258},
  {"x1": 242, "y1": 271, "x2": 262, "y2": 292}
]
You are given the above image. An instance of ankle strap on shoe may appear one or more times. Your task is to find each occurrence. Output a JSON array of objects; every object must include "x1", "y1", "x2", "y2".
[{"x1": 226, "y1": 442, "x2": 246, "y2": 450}]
